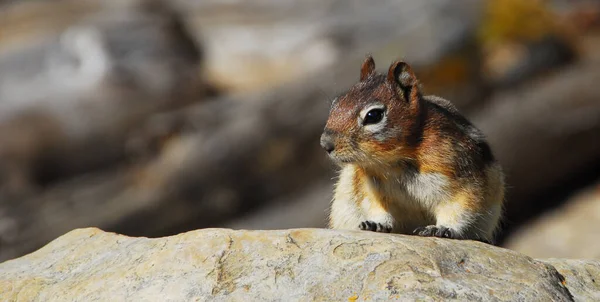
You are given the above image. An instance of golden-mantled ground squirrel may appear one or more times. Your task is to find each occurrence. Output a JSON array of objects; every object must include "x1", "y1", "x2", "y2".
[{"x1": 320, "y1": 56, "x2": 504, "y2": 244}]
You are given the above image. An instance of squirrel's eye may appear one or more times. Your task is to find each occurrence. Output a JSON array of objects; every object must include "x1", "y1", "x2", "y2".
[{"x1": 363, "y1": 108, "x2": 385, "y2": 125}]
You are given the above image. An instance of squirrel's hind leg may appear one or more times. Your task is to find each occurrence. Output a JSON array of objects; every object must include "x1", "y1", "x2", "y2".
[{"x1": 413, "y1": 191, "x2": 498, "y2": 244}]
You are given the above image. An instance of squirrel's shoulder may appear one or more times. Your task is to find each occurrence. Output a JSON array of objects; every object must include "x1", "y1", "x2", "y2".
[
  {"x1": 422, "y1": 95, "x2": 461, "y2": 115},
  {"x1": 422, "y1": 94, "x2": 477, "y2": 130}
]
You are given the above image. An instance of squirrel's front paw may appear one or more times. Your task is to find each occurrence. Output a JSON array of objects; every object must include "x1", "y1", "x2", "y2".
[
  {"x1": 413, "y1": 225, "x2": 457, "y2": 239},
  {"x1": 359, "y1": 220, "x2": 392, "y2": 233}
]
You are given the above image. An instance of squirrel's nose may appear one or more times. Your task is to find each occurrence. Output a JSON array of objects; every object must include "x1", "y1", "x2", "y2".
[{"x1": 320, "y1": 133, "x2": 335, "y2": 153}]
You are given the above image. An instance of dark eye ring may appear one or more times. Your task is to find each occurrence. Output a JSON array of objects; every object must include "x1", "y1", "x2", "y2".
[{"x1": 363, "y1": 108, "x2": 385, "y2": 125}]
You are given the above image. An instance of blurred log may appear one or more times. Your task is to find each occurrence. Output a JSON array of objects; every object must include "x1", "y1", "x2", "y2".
[
  {"x1": 504, "y1": 181, "x2": 600, "y2": 259},
  {"x1": 0, "y1": 0, "x2": 207, "y2": 260},
  {"x1": 473, "y1": 56, "x2": 600, "y2": 230},
  {"x1": 0, "y1": 55, "x2": 353, "y2": 261},
  {"x1": 0, "y1": 0, "x2": 205, "y2": 195},
  {"x1": 172, "y1": 0, "x2": 487, "y2": 105}
]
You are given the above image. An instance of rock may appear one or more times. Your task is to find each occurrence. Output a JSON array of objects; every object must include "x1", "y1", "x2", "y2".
[
  {"x1": 504, "y1": 183, "x2": 600, "y2": 259},
  {"x1": 542, "y1": 259, "x2": 600, "y2": 301},
  {"x1": 1, "y1": 227, "x2": 595, "y2": 301}
]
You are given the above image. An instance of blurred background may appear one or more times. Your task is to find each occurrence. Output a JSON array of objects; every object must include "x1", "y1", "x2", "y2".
[{"x1": 0, "y1": 0, "x2": 599, "y2": 262}]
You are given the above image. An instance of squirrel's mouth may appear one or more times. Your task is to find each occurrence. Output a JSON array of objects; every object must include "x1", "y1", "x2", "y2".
[
  {"x1": 327, "y1": 153, "x2": 356, "y2": 164},
  {"x1": 337, "y1": 158, "x2": 354, "y2": 164}
]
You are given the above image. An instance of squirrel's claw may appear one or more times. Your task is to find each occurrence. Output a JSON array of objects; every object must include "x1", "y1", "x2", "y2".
[
  {"x1": 413, "y1": 225, "x2": 494, "y2": 244},
  {"x1": 359, "y1": 220, "x2": 392, "y2": 233},
  {"x1": 413, "y1": 225, "x2": 455, "y2": 239}
]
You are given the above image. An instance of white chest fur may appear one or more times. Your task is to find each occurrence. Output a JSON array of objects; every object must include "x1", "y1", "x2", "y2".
[{"x1": 370, "y1": 170, "x2": 451, "y2": 211}]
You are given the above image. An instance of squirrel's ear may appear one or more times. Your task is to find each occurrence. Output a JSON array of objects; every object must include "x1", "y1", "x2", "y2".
[
  {"x1": 387, "y1": 61, "x2": 418, "y2": 88},
  {"x1": 387, "y1": 61, "x2": 420, "y2": 100},
  {"x1": 360, "y1": 55, "x2": 376, "y2": 81}
]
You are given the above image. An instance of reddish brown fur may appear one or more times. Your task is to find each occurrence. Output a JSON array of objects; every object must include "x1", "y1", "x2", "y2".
[
  {"x1": 360, "y1": 55, "x2": 376, "y2": 81},
  {"x1": 325, "y1": 57, "x2": 493, "y2": 179},
  {"x1": 324, "y1": 58, "x2": 427, "y2": 168}
]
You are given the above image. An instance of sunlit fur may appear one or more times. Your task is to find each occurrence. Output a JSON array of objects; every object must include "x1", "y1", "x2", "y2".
[{"x1": 323, "y1": 57, "x2": 505, "y2": 243}]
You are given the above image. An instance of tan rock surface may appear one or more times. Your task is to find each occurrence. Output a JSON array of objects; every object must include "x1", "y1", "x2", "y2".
[
  {"x1": 542, "y1": 259, "x2": 600, "y2": 301},
  {"x1": 1, "y1": 227, "x2": 595, "y2": 301}
]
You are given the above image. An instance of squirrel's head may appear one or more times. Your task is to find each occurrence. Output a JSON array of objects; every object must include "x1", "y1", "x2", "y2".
[{"x1": 320, "y1": 55, "x2": 423, "y2": 167}]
